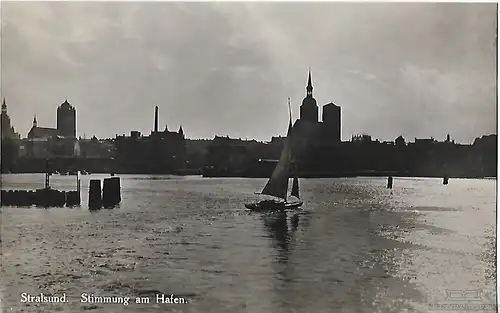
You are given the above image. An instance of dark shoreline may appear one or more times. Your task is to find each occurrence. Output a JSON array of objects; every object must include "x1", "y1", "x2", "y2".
[{"x1": 2, "y1": 171, "x2": 495, "y2": 180}]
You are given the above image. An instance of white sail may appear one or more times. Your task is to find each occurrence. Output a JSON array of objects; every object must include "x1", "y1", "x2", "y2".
[
  {"x1": 291, "y1": 176, "x2": 300, "y2": 199},
  {"x1": 290, "y1": 151, "x2": 300, "y2": 199},
  {"x1": 261, "y1": 100, "x2": 294, "y2": 201},
  {"x1": 261, "y1": 122, "x2": 292, "y2": 201}
]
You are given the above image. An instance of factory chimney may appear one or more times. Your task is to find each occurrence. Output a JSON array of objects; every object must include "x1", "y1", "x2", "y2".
[{"x1": 154, "y1": 106, "x2": 159, "y2": 133}]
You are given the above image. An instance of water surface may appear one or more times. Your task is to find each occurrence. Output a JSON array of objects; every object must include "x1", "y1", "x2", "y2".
[{"x1": 1, "y1": 174, "x2": 496, "y2": 312}]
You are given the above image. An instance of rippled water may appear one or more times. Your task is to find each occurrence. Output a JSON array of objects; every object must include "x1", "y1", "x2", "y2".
[{"x1": 1, "y1": 174, "x2": 496, "y2": 313}]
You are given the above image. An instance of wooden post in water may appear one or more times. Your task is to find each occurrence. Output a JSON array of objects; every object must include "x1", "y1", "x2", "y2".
[
  {"x1": 387, "y1": 176, "x2": 393, "y2": 189},
  {"x1": 102, "y1": 178, "x2": 112, "y2": 208},
  {"x1": 45, "y1": 173, "x2": 50, "y2": 189},
  {"x1": 45, "y1": 159, "x2": 50, "y2": 189},
  {"x1": 102, "y1": 177, "x2": 121, "y2": 208},
  {"x1": 77, "y1": 178, "x2": 81, "y2": 204},
  {"x1": 88, "y1": 179, "x2": 102, "y2": 210},
  {"x1": 113, "y1": 177, "x2": 122, "y2": 205}
]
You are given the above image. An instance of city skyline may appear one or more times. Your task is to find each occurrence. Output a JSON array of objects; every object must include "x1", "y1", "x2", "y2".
[{"x1": 2, "y1": 2, "x2": 497, "y2": 143}]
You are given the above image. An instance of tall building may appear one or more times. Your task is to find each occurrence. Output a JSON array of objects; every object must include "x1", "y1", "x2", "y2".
[
  {"x1": 1, "y1": 99, "x2": 20, "y2": 172},
  {"x1": 57, "y1": 100, "x2": 76, "y2": 138},
  {"x1": 26, "y1": 100, "x2": 78, "y2": 158},
  {"x1": 1, "y1": 99, "x2": 20, "y2": 140},
  {"x1": 288, "y1": 70, "x2": 342, "y2": 172},
  {"x1": 28, "y1": 99, "x2": 77, "y2": 139},
  {"x1": 322, "y1": 102, "x2": 341, "y2": 142},
  {"x1": 296, "y1": 70, "x2": 341, "y2": 143}
]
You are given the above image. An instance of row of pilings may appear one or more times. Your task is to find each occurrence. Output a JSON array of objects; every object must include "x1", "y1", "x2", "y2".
[
  {"x1": 89, "y1": 177, "x2": 121, "y2": 210},
  {"x1": 1, "y1": 188, "x2": 81, "y2": 207}
]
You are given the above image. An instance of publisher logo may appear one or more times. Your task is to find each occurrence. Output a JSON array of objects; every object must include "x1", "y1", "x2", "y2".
[
  {"x1": 428, "y1": 289, "x2": 497, "y2": 312},
  {"x1": 444, "y1": 289, "x2": 483, "y2": 301}
]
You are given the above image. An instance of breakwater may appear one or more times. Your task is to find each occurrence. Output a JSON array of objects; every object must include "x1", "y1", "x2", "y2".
[
  {"x1": 1, "y1": 188, "x2": 81, "y2": 207},
  {"x1": 1, "y1": 171, "x2": 81, "y2": 207}
]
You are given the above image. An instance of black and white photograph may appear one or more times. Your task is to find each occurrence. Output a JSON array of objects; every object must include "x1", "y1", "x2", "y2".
[{"x1": 0, "y1": 1, "x2": 497, "y2": 313}]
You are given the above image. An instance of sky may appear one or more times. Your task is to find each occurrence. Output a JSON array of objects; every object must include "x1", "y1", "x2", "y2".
[{"x1": 1, "y1": 2, "x2": 497, "y2": 143}]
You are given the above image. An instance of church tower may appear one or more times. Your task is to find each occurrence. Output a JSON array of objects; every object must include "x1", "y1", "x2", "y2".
[
  {"x1": 56, "y1": 99, "x2": 76, "y2": 138},
  {"x1": 2, "y1": 99, "x2": 7, "y2": 115},
  {"x1": 300, "y1": 69, "x2": 319, "y2": 123},
  {"x1": 1, "y1": 99, "x2": 19, "y2": 139}
]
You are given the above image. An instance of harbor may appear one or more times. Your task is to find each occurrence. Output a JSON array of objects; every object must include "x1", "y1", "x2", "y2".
[
  {"x1": 0, "y1": 2, "x2": 496, "y2": 312},
  {"x1": 0, "y1": 174, "x2": 496, "y2": 312}
]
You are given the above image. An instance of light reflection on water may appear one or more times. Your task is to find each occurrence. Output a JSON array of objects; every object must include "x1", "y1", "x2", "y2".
[{"x1": 0, "y1": 174, "x2": 496, "y2": 313}]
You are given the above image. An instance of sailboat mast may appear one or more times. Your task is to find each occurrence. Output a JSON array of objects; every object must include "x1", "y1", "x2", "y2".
[{"x1": 288, "y1": 97, "x2": 300, "y2": 199}]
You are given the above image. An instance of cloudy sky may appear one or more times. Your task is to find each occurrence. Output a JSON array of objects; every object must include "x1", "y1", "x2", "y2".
[{"x1": 1, "y1": 2, "x2": 497, "y2": 143}]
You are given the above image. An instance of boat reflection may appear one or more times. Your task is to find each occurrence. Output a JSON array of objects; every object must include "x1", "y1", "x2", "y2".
[{"x1": 260, "y1": 210, "x2": 303, "y2": 264}]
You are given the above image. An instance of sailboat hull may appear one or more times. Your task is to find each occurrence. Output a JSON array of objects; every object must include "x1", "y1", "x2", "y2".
[{"x1": 245, "y1": 200, "x2": 303, "y2": 212}]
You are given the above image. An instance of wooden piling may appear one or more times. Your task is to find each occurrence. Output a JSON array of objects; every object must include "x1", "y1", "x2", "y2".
[
  {"x1": 2, "y1": 187, "x2": 75, "y2": 207},
  {"x1": 102, "y1": 177, "x2": 121, "y2": 208},
  {"x1": 89, "y1": 179, "x2": 102, "y2": 210},
  {"x1": 387, "y1": 176, "x2": 393, "y2": 189},
  {"x1": 35, "y1": 189, "x2": 47, "y2": 207},
  {"x1": 66, "y1": 191, "x2": 81, "y2": 207},
  {"x1": 60, "y1": 191, "x2": 67, "y2": 207},
  {"x1": 44, "y1": 159, "x2": 51, "y2": 189},
  {"x1": 45, "y1": 173, "x2": 50, "y2": 189},
  {"x1": 3, "y1": 190, "x2": 12, "y2": 206},
  {"x1": 112, "y1": 177, "x2": 121, "y2": 205},
  {"x1": 102, "y1": 178, "x2": 112, "y2": 208}
]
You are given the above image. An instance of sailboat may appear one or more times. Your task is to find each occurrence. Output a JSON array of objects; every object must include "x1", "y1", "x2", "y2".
[
  {"x1": 290, "y1": 166, "x2": 300, "y2": 201},
  {"x1": 245, "y1": 99, "x2": 304, "y2": 212}
]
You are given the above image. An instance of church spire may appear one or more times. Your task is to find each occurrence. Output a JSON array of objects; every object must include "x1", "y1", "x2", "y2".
[
  {"x1": 178, "y1": 125, "x2": 184, "y2": 137},
  {"x1": 33, "y1": 115, "x2": 37, "y2": 127},
  {"x1": 1, "y1": 98, "x2": 6, "y2": 114},
  {"x1": 306, "y1": 68, "x2": 313, "y2": 97}
]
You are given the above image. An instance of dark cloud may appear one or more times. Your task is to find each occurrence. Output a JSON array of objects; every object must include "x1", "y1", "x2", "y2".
[{"x1": 1, "y1": 2, "x2": 496, "y2": 143}]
